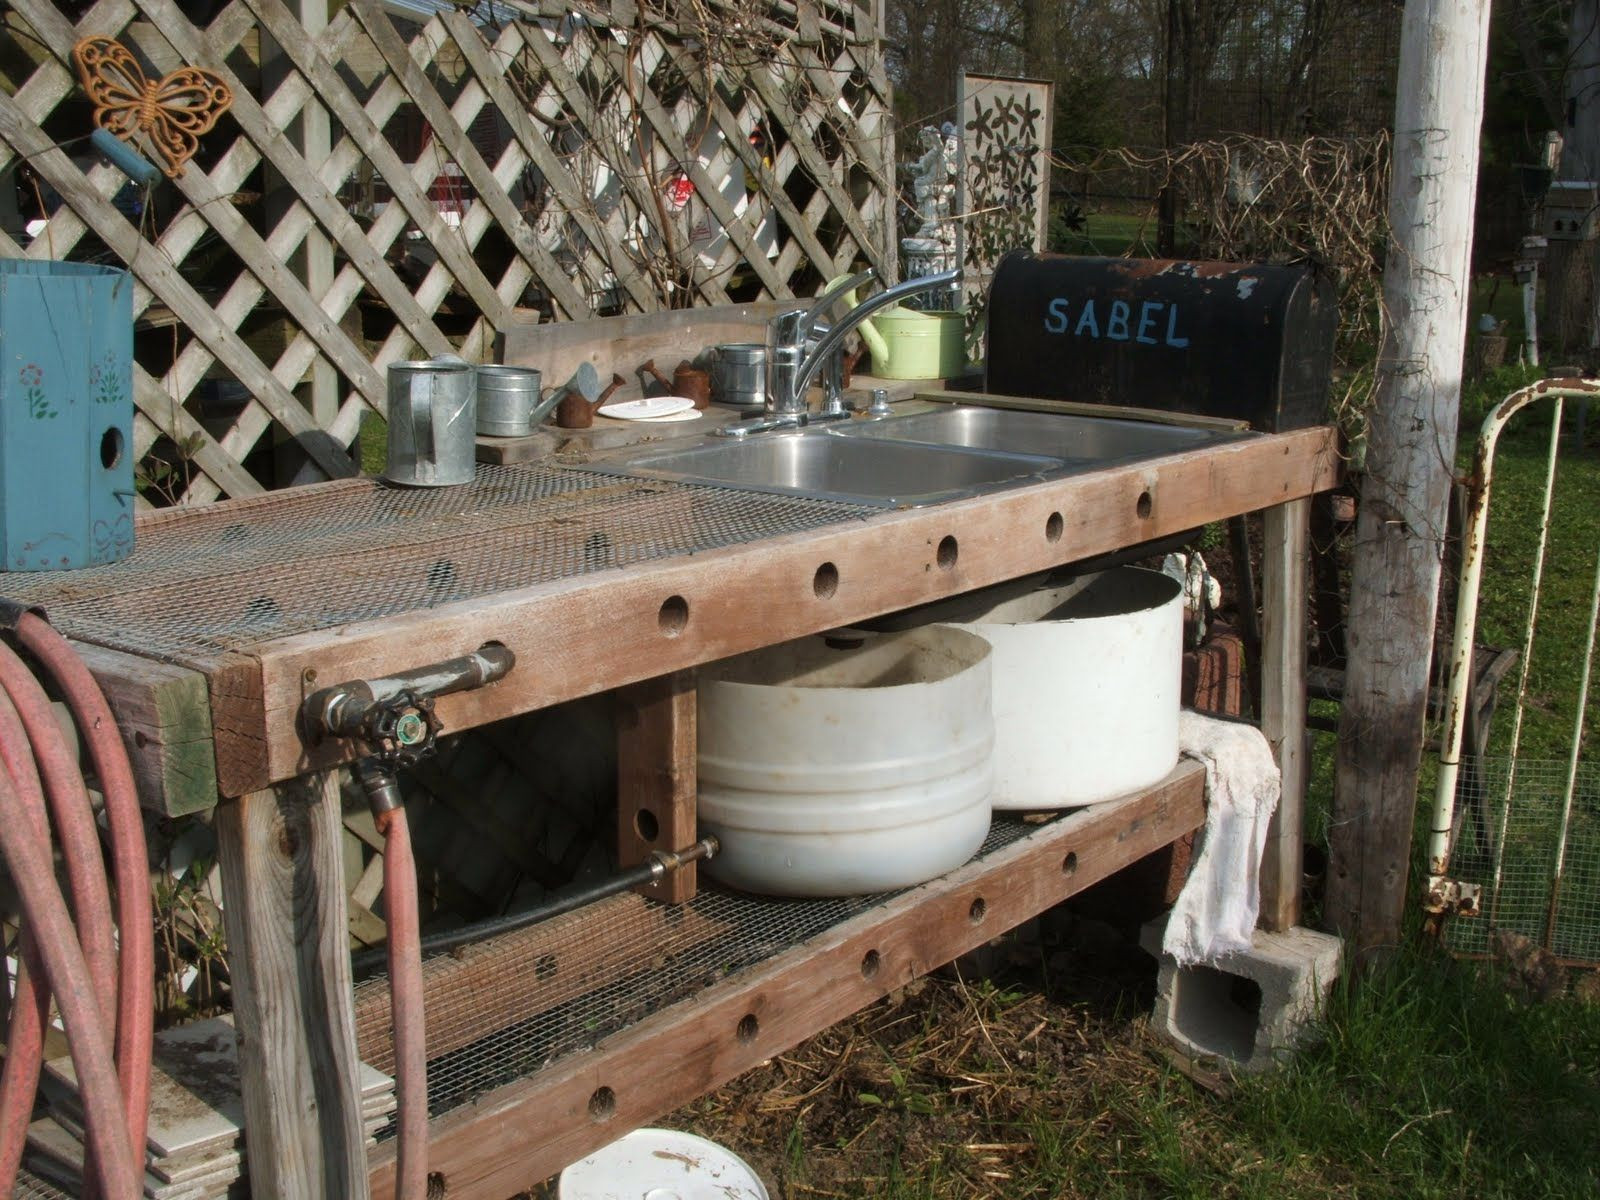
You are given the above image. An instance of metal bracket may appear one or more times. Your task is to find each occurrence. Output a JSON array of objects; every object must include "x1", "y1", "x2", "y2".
[{"x1": 0, "y1": 598, "x2": 47, "y2": 631}]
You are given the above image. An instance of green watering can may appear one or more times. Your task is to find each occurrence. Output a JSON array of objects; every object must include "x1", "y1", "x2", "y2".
[{"x1": 825, "y1": 275, "x2": 967, "y2": 381}]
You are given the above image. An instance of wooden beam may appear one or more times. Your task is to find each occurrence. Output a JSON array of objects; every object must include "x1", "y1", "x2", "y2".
[
  {"x1": 216, "y1": 773, "x2": 369, "y2": 1199},
  {"x1": 1258, "y1": 497, "x2": 1309, "y2": 930},
  {"x1": 367, "y1": 764, "x2": 1206, "y2": 1198},
  {"x1": 615, "y1": 672, "x2": 697, "y2": 903},
  {"x1": 67, "y1": 641, "x2": 218, "y2": 817},
  {"x1": 229, "y1": 426, "x2": 1338, "y2": 792},
  {"x1": 918, "y1": 390, "x2": 1251, "y2": 432},
  {"x1": 497, "y1": 299, "x2": 789, "y2": 403}
]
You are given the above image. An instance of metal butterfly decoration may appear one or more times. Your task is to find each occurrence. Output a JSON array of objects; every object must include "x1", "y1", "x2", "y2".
[{"x1": 72, "y1": 35, "x2": 233, "y2": 179}]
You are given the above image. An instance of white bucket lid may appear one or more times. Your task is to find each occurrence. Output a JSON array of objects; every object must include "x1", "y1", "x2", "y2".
[{"x1": 558, "y1": 1128, "x2": 769, "y2": 1200}]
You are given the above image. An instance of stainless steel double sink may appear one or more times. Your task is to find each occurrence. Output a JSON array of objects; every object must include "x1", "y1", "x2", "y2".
[{"x1": 585, "y1": 405, "x2": 1248, "y2": 508}]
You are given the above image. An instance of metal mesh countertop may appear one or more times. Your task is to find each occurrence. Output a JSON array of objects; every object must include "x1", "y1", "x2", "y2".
[{"x1": 0, "y1": 464, "x2": 876, "y2": 665}]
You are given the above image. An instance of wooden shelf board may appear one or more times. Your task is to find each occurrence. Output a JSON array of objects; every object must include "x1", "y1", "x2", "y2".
[{"x1": 366, "y1": 763, "x2": 1206, "y2": 1198}]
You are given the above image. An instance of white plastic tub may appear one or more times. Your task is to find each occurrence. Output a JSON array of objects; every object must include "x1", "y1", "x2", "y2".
[
  {"x1": 951, "y1": 567, "x2": 1182, "y2": 809},
  {"x1": 697, "y1": 626, "x2": 994, "y2": 896}
]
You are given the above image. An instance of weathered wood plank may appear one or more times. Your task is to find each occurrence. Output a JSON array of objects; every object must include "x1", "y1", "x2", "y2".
[
  {"x1": 671, "y1": 44, "x2": 842, "y2": 281},
  {"x1": 919, "y1": 390, "x2": 1252, "y2": 431},
  {"x1": 615, "y1": 672, "x2": 698, "y2": 903},
  {"x1": 609, "y1": 38, "x2": 787, "y2": 299},
  {"x1": 499, "y1": 300, "x2": 788, "y2": 393},
  {"x1": 368, "y1": 765, "x2": 1206, "y2": 1198},
  {"x1": 1258, "y1": 497, "x2": 1309, "y2": 931},
  {"x1": 67, "y1": 641, "x2": 219, "y2": 817},
  {"x1": 350, "y1": 0, "x2": 585, "y2": 320},
  {"x1": 440, "y1": 13, "x2": 660, "y2": 315},
  {"x1": 216, "y1": 774, "x2": 369, "y2": 1199},
  {"x1": 512, "y1": 23, "x2": 735, "y2": 311},
  {"x1": 0, "y1": 84, "x2": 357, "y2": 482},
  {"x1": 227, "y1": 426, "x2": 1340, "y2": 792},
  {"x1": 745, "y1": 67, "x2": 880, "y2": 265}
]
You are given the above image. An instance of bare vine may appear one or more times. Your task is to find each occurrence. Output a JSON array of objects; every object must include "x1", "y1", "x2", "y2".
[{"x1": 1065, "y1": 134, "x2": 1392, "y2": 442}]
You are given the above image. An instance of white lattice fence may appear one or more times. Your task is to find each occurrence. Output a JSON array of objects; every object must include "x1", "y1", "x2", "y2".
[{"x1": 0, "y1": 0, "x2": 895, "y2": 507}]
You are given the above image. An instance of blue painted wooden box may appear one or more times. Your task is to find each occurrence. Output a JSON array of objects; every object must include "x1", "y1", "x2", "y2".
[{"x1": 0, "y1": 260, "x2": 135, "y2": 571}]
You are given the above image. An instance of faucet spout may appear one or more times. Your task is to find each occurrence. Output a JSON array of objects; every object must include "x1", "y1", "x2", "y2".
[{"x1": 775, "y1": 268, "x2": 961, "y2": 416}]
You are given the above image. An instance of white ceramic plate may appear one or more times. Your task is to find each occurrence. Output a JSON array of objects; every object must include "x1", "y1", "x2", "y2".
[
  {"x1": 638, "y1": 408, "x2": 703, "y2": 423},
  {"x1": 598, "y1": 395, "x2": 696, "y2": 421},
  {"x1": 558, "y1": 1128, "x2": 768, "y2": 1199}
]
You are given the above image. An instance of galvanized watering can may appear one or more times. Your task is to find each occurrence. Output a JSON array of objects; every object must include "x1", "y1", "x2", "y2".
[{"x1": 385, "y1": 359, "x2": 476, "y2": 487}]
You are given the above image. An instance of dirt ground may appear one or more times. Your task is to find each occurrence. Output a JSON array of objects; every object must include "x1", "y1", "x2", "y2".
[{"x1": 661, "y1": 912, "x2": 1171, "y2": 1198}]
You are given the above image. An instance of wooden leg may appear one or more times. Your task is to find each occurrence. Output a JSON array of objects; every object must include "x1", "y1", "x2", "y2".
[
  {"x1": 616, "y1": 671, "x2": 697, "y2": 903},
  {"x1": 217, "y1": 772, "x2": 371, "y2": 1199},
  {"x1": 1259, "y1": 498, "x2": 1309, "y2": 931}
]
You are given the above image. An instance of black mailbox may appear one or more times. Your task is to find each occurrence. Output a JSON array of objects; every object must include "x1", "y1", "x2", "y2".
[{"x1": 983, "y1": 252, "x2": 1339, "y2": 431}]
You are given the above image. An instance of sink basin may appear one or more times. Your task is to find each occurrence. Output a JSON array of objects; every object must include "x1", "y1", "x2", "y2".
[
  {"x1": 833, "y1": 406, "x2": 1244, "y2": 464},
  {"x1": 590, "y1": 429, "x2": 1058, "y2": 507}
]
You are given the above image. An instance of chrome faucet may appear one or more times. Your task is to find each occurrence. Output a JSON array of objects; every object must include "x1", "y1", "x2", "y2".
[{"x1": 714, "y1": 267, "x2": 962, "y2": 439}]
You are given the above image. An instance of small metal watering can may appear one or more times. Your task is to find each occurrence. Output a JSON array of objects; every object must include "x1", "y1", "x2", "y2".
[{"x1": 385, "y1": 359, "x2": 477, "y2": 487}]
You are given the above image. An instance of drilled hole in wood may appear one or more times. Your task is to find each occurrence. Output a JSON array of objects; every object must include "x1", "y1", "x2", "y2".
[
  {"x1": 969, "y1": 897, "x2": 987, "y2": 923},
  {"x1": 426, "y1": 1172, "x2": 447, "y2": 1199},
  {"x1": 736, "y1": 1013, "x2": 759, "y2": 1043},
  {"x1": 861, "y1": 949, "x2": 881, "y2": 978},
  {"x1": 134, "y1": 730, "x2": 150, "y2": 749},
  {"x1": 658, "y1": 595, "x2": 689, "y2": 636},
  {"x1": 813, "y1": 561, "x2": 839, "y2": 599},
  {"x1": 937, "y1": 535, "x2": 958, "y2": 571},
  {"x1": 1063, "y1": 852, "x2": 1079, "y2": 875},
  {"x1": 535, "y1": 954, "x2": 558, "y2": 981},
  {"x1": 1045, "y1": 511, "x2": 1064, "y2": 542},
  {"x1": 634, "y1": 809, "x2": 660, "y2": 842},
  {"x1": 100, "y1": 427, "x2": 123, "y2": 470},
  {"x1": 588, "y1": 1086, "x2": 616, "y2": 1121},
  {"x1": 1136, "y1": 491, "x2": 1153, "y2": 519}
]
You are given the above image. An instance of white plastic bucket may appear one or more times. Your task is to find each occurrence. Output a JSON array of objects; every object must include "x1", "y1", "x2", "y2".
[
  {"x1": 951, "y1": 567, "x2": 1182, "y2": 809},
  {"x1": 559, "y1": 1128, "x2": 768, "y2": 1199},
  {"x1": 697, "y1": 626, "x2": 994, "y2": 896}
]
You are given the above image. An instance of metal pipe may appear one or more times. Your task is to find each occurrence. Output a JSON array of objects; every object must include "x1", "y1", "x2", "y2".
[
  {"x1": 353, "y1": 837, "x2": 720, "y2": 971},
  {"x1": 304, "y1": 643, "x2": 515, "y2": 741},
  {"x1": 1429, "y1": 378, "x2": 1600, "y2": 881},
  {"x1": 417, "y1": 837, "x2": 718, "y2": 958}
]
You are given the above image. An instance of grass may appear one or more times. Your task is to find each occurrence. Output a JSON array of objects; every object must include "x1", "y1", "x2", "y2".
[{"x1": 672, "y1": 940, "x2": 1599, "y2": 1198}]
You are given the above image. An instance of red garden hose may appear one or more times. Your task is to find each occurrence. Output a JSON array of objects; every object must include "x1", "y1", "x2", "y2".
[
  {"x1": 0, "y1": 610, "x2": 153, "y2": 1198},
  {"x1": 376, "y1": 804, "x2": 428, "y2": 1200}
]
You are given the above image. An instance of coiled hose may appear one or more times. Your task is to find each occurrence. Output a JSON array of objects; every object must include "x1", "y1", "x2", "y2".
[{"x1": 0, "y1": 610, "x2": 153, "y2": 1198}]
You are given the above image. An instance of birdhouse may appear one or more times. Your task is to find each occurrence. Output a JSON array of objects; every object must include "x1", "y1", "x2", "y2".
[{"x1": 1543, "y1": 181, "x2": 1599, "y2": 241}]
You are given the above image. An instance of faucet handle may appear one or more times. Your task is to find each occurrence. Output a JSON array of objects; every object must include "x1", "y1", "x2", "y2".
[{"x1": 771, "y1": 307, "x2": 809, "y2": 347}]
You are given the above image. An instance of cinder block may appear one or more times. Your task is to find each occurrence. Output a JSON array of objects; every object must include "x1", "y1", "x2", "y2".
[{"x1": 1140, "y1": 917, "x2": 1343, "y2": 1073}]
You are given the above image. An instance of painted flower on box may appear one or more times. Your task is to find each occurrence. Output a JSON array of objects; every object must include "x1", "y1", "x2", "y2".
[{"x1": 18, "y1": 363, "x2": 55, "y2": 420}]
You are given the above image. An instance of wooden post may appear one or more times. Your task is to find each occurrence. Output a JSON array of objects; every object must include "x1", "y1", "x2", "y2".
[
  {"x1": 1258, "y1": 498, "x2": 1308, "y2": 930},
  {"x1": 1329, "y1": 0, "x2": 1491, "y2": 964},
  {"x1": 616, "y1": 672, "x2": 698, "y2": 902},
  {"x1": 217, "y1": 772, "x2": 371, "y2": 1199}
]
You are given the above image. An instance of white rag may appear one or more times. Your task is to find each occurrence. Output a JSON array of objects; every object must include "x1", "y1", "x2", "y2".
[{"x1": 1162, "y1": 709, "x2": 1281, "y2": 966}]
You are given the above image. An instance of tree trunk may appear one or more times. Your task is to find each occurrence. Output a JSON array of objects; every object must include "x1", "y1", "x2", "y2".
[
  {"x1": 1328, "y1": 0, "x2": 1492, "y2": 965},
  {"x1": 1558, "y1": 0, "x2": 1600, "y2": 356}
]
